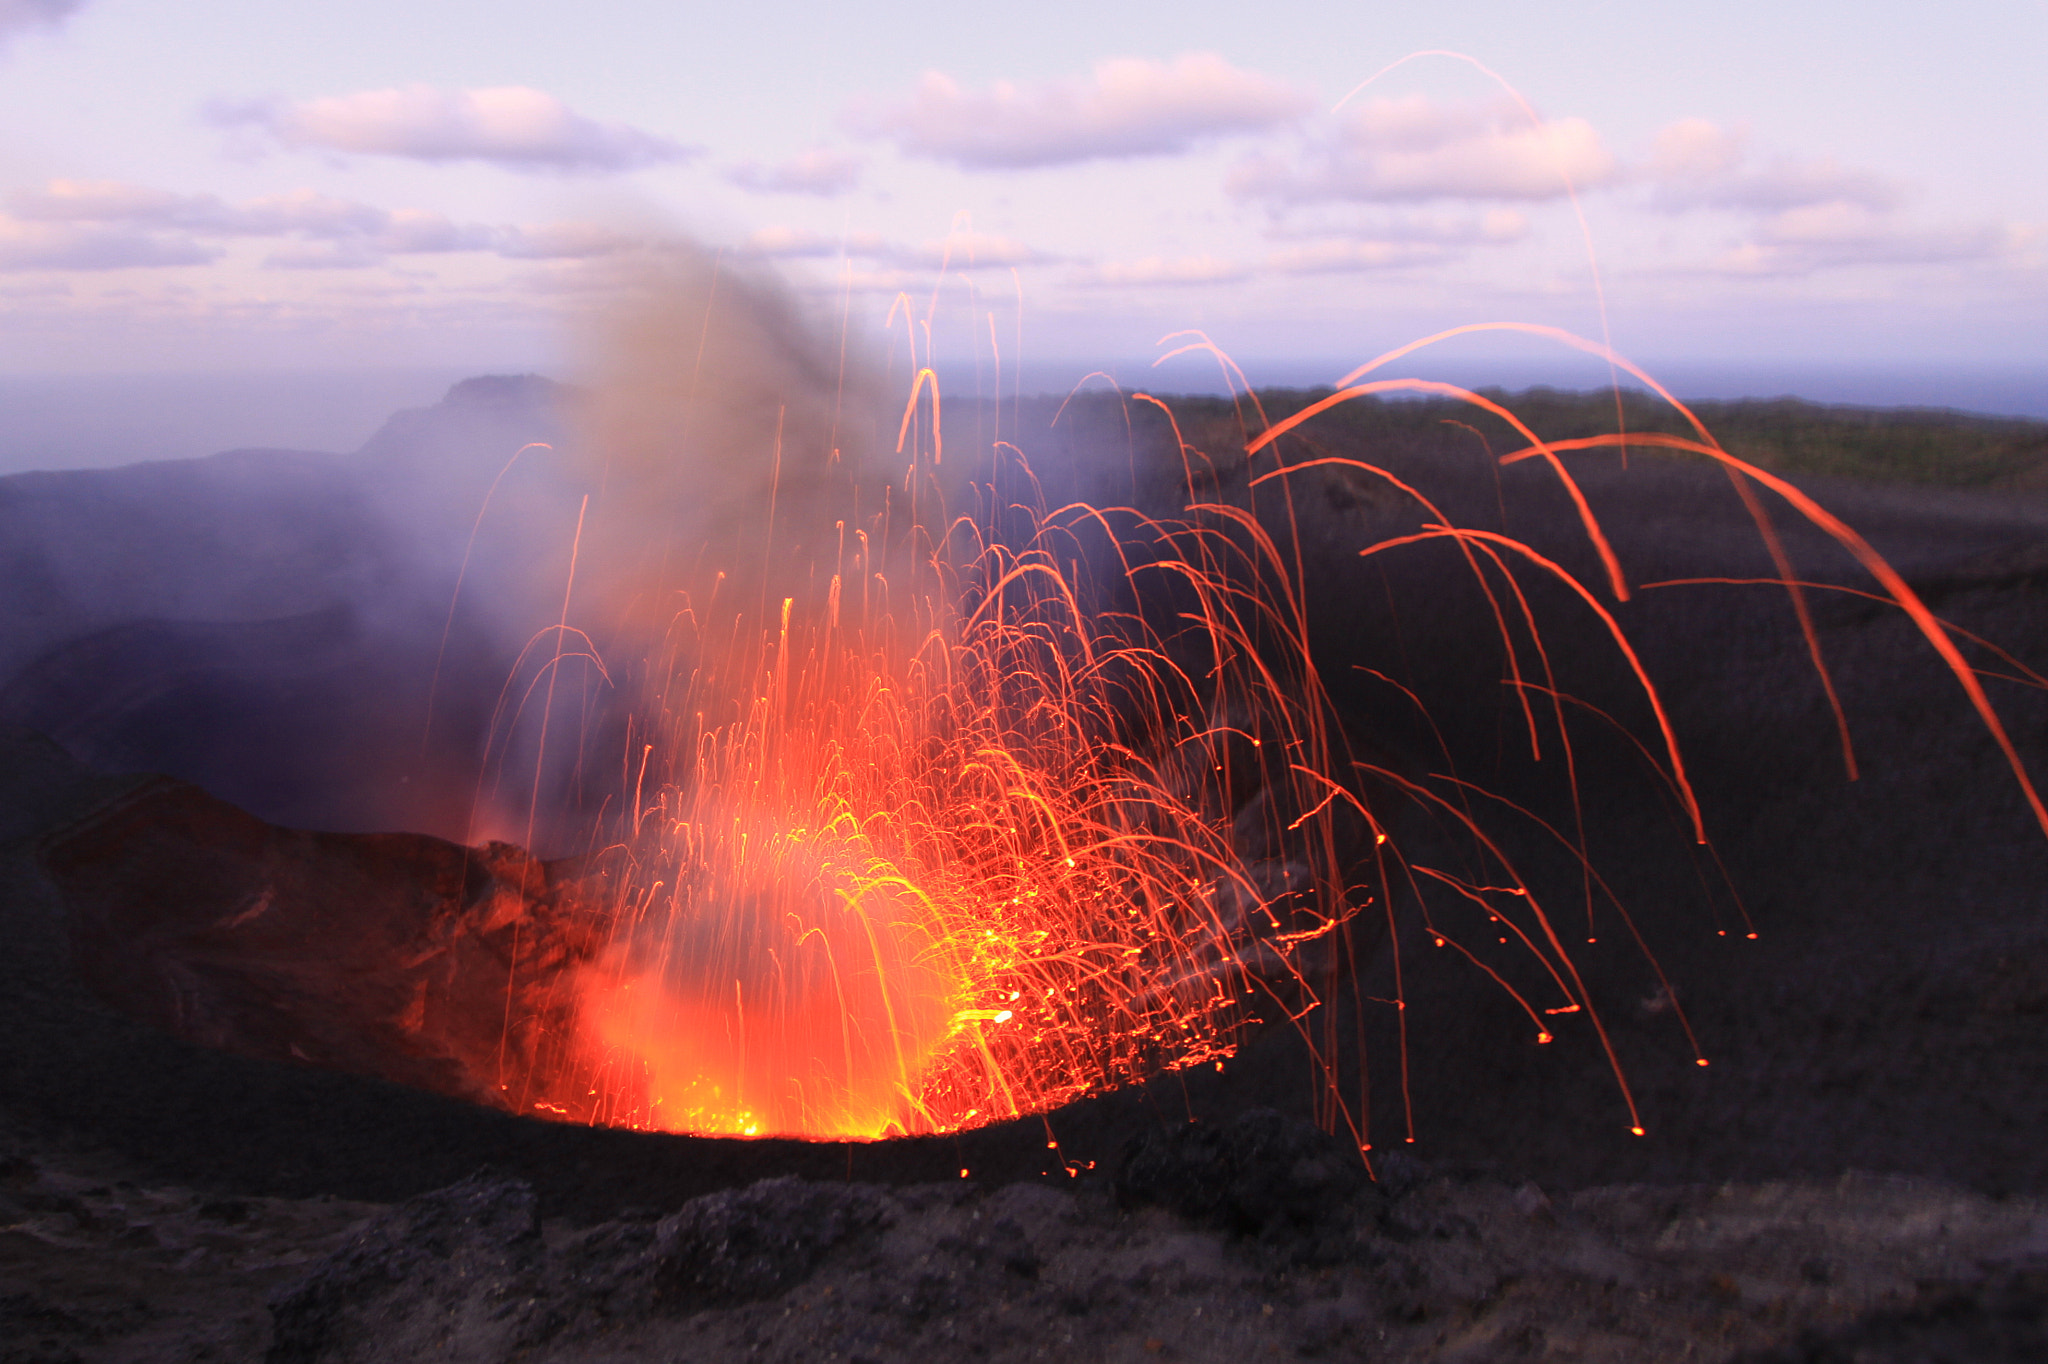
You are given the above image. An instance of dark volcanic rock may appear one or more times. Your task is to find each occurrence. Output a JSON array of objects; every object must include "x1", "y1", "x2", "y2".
[
  {"x1": 268, "y1": 1173, "x2": 891, "y2": 1362},
  {"x1": 1116, "y1": 1107, "x2": 1381, "y2": 1260},
  {"x1": 267, "y1": 1173, "x2": 546, "y2": 1364},
  {"x1": 37, "y1": 777, "x2": 604, "y2": 1115},
  {"x1": 561, "y1": 1176, "x2": 891, "y2": 1318},
  {"x1": 1734, "y1": 1262, "x2": 2048, "y2": 1364}
]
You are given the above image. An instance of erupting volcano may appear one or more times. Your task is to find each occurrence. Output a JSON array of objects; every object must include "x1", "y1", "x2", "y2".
[{"x1": 32, "y1": 250, "x2": 2045, "y2": 1174}]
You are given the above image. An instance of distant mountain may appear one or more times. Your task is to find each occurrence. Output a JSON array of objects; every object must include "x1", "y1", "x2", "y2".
[{"x1": 0, "y1": 376, "x2": 574, "y2": 841}]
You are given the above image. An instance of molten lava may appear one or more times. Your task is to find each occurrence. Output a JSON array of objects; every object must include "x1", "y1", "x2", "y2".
[{"x1": 555, "y1": 476, "x2": 1362, "y2": 1140}]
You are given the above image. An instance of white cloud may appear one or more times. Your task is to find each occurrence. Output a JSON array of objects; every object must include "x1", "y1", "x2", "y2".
[
  {"x1": 1473, "y1": 207, "x2": 1531, "y2": 242},
  {"x1": 1645, "y1": 118, "x2": 1902, "y2": 212},
  {"x1": 1629, "y1": 119, "x2": 2007, "y2": 279},
  {"x1": 833, "y1": 267, "x2": 925, "y2": 295},
  {"x1": 1706, "y1": 202, "x2": 2004, "y2": 276},
  {"x1": 508, "y1": 263, "x2": 639, "y2": 297},
  {"x1": 724, "y1": 148, "x2": 862, "y2": 196},
  {"x1": 3, "y1": 178, "x2": 639, "y2": 274},
  {"x1": 1623, "y1": 125, "x2": 2002, "y2": 278},
  {"x1": 6, "y1": 180, "x2": 187, "y2": 222},
  {"x1": 1229, "y1": 95, "x2": 1616, "y2": 204},
  {"x1": 262, "y1": 241, "x2": 387, "y2": 270},
  {"x1": 845, "y1": 53, "x2": 1312, "y2": 169},
  {"x1": 1264, "y1": 206, "x2": 1530, "y2": 247},
  {"x1": 5, "y1": 179, "x2": 542, "y2": 271},
  {"x1": 918, "y1": 230, "x2": 1052, "y2": 268},
  {"x1": 493, "y1": 221, "x2": 646, "y2": 260},
  {"x1": 317, "y1": 279, "x2": 428, "y2": 299},
  {"x1": 1077, "y1": 253, "x2": 1249, "y2": 287},
  {"x1": 1643, "y1": 117, "x2": 1744, "y2": 183},
  {"x1": 211, "y1": 85, "x2": 696, "y2": 172},
  {"x1": 377, "y1": 208, "x2": 494, "y2": 253},
  {"x1": 740, "y1": 225, "x2": 1053, "y2": 270},
  {"x1": 215, "y1": 189, "x2": 394, "y2": 236},
  {"x1": 8, "y1": 180, "x2": 441, "y2": 242},
  {"x1": 0, "y1": 0, "x2": 82, "y2": 44},
  {"x1": 1263, "y1": 239, "x2": 1447, "y2": 274},
  {"x1": 742, "y1": 225, "x2": 886, "y2": 259},
  {"x1": 0, "y1": 217, "x2": 217, "y2": 271}
]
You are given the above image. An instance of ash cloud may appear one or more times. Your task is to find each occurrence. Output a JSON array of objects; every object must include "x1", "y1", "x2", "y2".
[{"x1": 566, "y1": 240, "x2": 892, "y2": 643}]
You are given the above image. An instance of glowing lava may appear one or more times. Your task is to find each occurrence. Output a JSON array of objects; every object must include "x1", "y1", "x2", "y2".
[{"x1": 555, "y1": 441, "x2": 1362, "y2": 1141}]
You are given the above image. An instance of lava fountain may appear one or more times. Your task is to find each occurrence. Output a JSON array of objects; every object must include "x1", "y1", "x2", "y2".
[{"x1": 555, "y1": 437, "x2": 1368, "y2": 1141}]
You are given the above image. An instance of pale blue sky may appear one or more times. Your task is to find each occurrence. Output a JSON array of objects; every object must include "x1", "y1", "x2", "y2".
[{"x1": 0, "y1": 0, "x2": 2042, "y2": 397}]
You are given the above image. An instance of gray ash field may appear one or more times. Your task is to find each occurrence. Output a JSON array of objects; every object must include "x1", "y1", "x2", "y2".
[{"x1": 2, "y1": 378, "x2": 2046, "y2": 1361}]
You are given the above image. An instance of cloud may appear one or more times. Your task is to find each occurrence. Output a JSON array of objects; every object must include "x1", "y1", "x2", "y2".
[
  {"x1": 493, "y1": 221, "x2": 646, "y2": 260},
  {"x1": 317, "y1": 279, "x2": 428, "y2": 298},
  {"x1": 1706, "y1": 202, "x2": 2004, "y2": 276},
  {"x1": 1263, "y1": 239, "x2": 1448, "y2": 274},
  {"x1": 741, "y1": 225, "x2": 887, "y2": 259},
  {"x1": 740, "y1": 225, "x2": 1054, "y2": 270},
  {"x1": 1229, "y1": 95, "x2": 1616, "y2": 205},
  {"x1": 0, "y1": 217, "x2": 217, "y2": 271},
  {"x1": 830, "y1": 267, "x2": 926, "y2": 295},
  {"x1": 377, "y1": 208, "x2": 495, "y2": 253},
  {"x1": 724, "y1": 148, "x2": 862, "y2": 196},
  {"x1": 4, "y1": 178, "x2": 512, "y2": 268},
  {"x1": 262, "y1": 241, "x2": 387, "y2": 270},
  {"x1": 1264, "y1": 206, "x2": 1530, "y2": 247},
  {"x1": 1245, "y1": 203, "x2": 1528, "y2": 274},
  {"x1": 845, "y1": 53, "x2": 1312, "y2": 169},
  {"x1": 0, "y1": 0, "x2": 83, "y2": 44},
  {"x1": 918, "y1": 230, "x2": 1053, "y2": 268},
  {"x1": 1629, "y1": 126, "x2": 1995, "y2": 277},
  {"x1": 211, "y1": 189, "x2": 394, "y2": 236},
  {"x1": 1076, "y1": 253, "x2": 1249, "y2": 287},
  {"x1": 1645, "y1": 118, "x2": 1902, "y2": 212},
  {"x1": 7, "y1": 179, "x2": 192, "y2": 223},
  {"x1": 210, "y1": 85, "x2": 696, "y2": 172},
  {"x1": 11, "y1": 180, "x2": 425, "y2": 240}
]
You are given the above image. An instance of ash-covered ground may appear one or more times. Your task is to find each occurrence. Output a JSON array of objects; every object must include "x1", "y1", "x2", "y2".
[
  {"x1": 2, "y1": 375, "x2": 2047, "y2": 1361},
  {"x1": 6, "y1": 1105, "x2": 2046, "y2": 1364}
]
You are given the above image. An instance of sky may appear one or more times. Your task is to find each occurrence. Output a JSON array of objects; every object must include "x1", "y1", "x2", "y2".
[{"x1": 0, "y1": 0, "x2": 2044, "y2": 442}]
